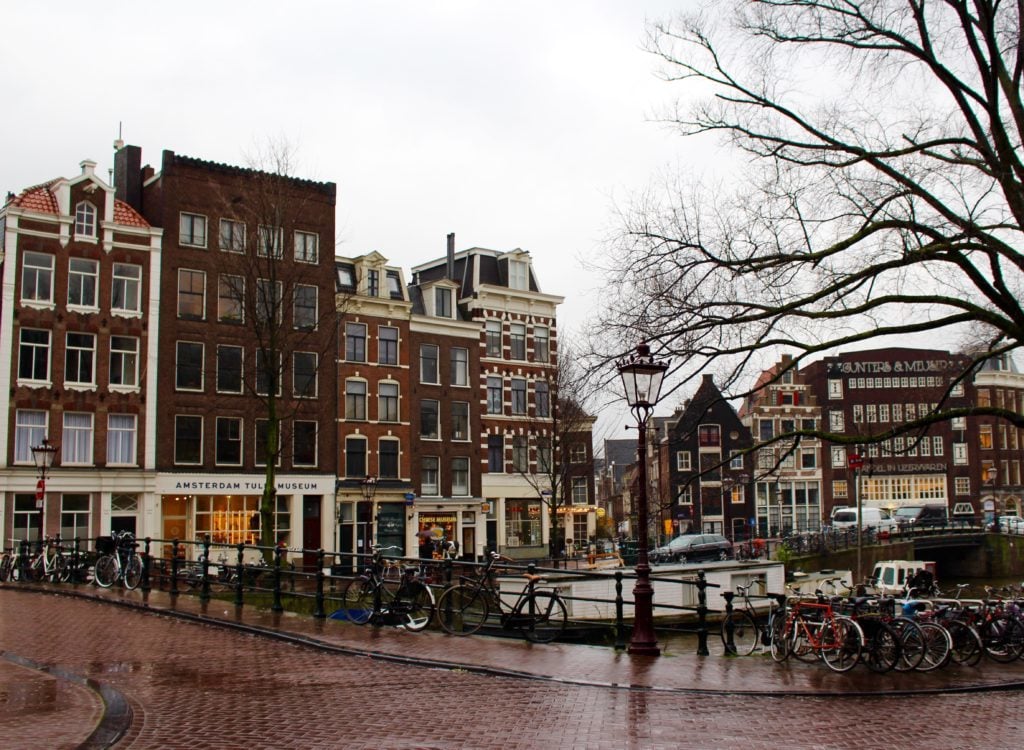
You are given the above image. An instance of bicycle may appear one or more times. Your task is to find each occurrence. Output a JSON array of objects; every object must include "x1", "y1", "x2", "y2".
[
  {"x1": 27, "y1": 537, "x2": 70, "y2": 582},
  {"x1": 770, "y1": 593, "x2": 864, "y2": 672},
  {"x1": 720, "y1": 581, "x2": 783, "y2": 656},
  {"x1": 94, "y1": 531, "x2": 143, "y2": 590},
  {"x1": 341, "y1": 545, "x2": 435, "y2": 631},
  {"x1": 436, "y1": 552, "x2": 568, "y2": 643}
]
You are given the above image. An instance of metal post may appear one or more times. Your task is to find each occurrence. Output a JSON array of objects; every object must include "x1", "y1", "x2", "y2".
[
  {"x1": 628, "y1": 412, "x2": 659, "y2": 655},
  {"x1": 234, "y1": 543, "x2": 245, "y2": 607},
  {"x1": 141, "y1": 537, "x2": 152, "y2": 594},
  {"x1": 170, "y1": 539, "x2": 180, "y2": 597},
  {"x1": 200, "y1": 535, "x2": 212, "y2": 603},
  {"x1": 614, "y1": 571, "x2": 626, "y2": 650},
  {"x1": 721, "y1": 590, "x2": 736, "y2": 655},
  {"x1": 72, "y1": 537, "x2": 81, "y2": 585},
  {"x1": 272, "y1": 544, "x2": 284, "y2": 613},
  {"x1": 854, "y1": 465, "x2": 862, "y2": 586},
  {"x1": 696, "y1": 570, "x2": 709, "y2": 656},
  {"x1": 313, "y1": 548, "x2": 326, "y2": 619}
]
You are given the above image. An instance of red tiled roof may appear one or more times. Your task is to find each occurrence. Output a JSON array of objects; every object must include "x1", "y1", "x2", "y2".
[{"x1": 9, "y1": 179, "x2": 150, "y2": 228}]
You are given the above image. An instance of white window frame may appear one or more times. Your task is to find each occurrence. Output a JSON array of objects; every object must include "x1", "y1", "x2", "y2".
[
  {"x1": 179, "y1": 212, "x2": 208, "y2": 248},
  {"x1": 508, "y1": 259, "x2": 528, "y2": 290},
  {"x1": 345, "y1": 378, "x2": 368, "y2": 420},
  {"x1": 676, "y1": 451, "x2": 692, "y2": 471},
  {"x1": 107, "y1": 414, "x2": 137, "y2": 466},
  {"x1": 294, "y1": 230, "x2": 318, "y2": 263},
  {"x1": 65, "y1": 332, "x2": 96, "y2": 386},
  {"x1": 420, "y1": 344, "x2": 439, "y2": 384},
  {"x1": 452, "y1": 457, "x2": 470, "y2": 496},
  {"x1": 219, "y1": 218, "x2": 246, "y2": 253},
  {"x1": 175, "y1": 341, "x2": 205, "y2": 391},
  {"x1": 112, "y1": 263, "x2": 142, "y2": 314},
  {"x1": 14, "y1": 410, "x2": 46, "y2": 464},
  {"x1": 827, "y1": 379, "x2": 843, "y2": 399},
  {"x1": 21, "y1": 252, "x2": 54, "y2": 305},
  {"x1": 293, "y1": 284, "x2": 318, "y2": 330},
  {"x1": 67, "y1": 257, "x2": 98, "y2": 310},
  {"x1": 421, "y1": 456, "x2": 440, "y2": 496},
  {"x1": 18, "y1": 328, "x2": 51, "y2": 385},
  {"x1": 293, "y1": 351, "x2": 318, "y2": 398},
  {"x1": 216, "y1": 344, "x2": 244, "y2": 394},
  {"x1": 451, "y1": 347, "x2": 469, "y2": 386},
  {"x1": 378, "y1": 381, "x2": 400, "y2": 423},
  {"x1": 257, "y1": 225, "x2": 283, "y2": 258},
  {"x1": 75, "y1": 201, "x2": 97, "y2": 239},
  {"x1": 572, "y1": 477, "x2": 588, "y2": 505},
  {"x1": 218, "y1": 274, "x2": 244, "y2": 323},
  {"x1": 952, "y1": 442, "x2": 968, "y2": 465},
  {"x1": 62, "y1": 412, "x2": 94, "y2": 466}
]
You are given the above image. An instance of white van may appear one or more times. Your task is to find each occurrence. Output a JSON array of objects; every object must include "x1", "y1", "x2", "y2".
[{"x1": 830, "y1": 506, "x2": 897, "y2": 533}]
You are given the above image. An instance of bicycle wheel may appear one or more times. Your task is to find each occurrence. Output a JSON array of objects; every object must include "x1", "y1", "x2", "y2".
[
  {"x1": 820, "y1": 617, "x2": 863, "y2": 673},
  {"x1": 946, "y1": 620, "x2": 983, "y2": 666},
  {"x1": 916, "y1": 622, "x2": 952, "y2": 671},
  {"x1": 890, "y1": 617, "x2": 926, "y2": 672},
  {"x1": 979, "y1": 615, "x2": 1024, "y2": 663},
  {"x1": 341, "y1": 577, "x2": 376, "y2": 625},
  {"x1": 436, "y1": 584, "x2": 490, "y2": 636},
  {"x1": 769, "y1": 617, "x2": 791, "y2": 662},
  {"x1": 516, "y1": 591, "x2": 567, "y2": 643},
  {"x1": 94, "y1": 555, "x2": 118, "y2": 588},
  {"x1": 720, "y1": 611, "x2": 760, "y2": 656},
  {"x1": 400, "y1": 582, "x2": 435, "y2": 632},
  {"x1": 0, "y1": 554, "x2": 10, "y2": 583},
  {"x1": 123, "y1": 555, "x2": 143, "y2": 590},
  {"x1": 861, "y1": 620, "x2": 901, "y2": 674},
  {"x1": 51, "y1": 553, "x2": 69, "y2": 583}
]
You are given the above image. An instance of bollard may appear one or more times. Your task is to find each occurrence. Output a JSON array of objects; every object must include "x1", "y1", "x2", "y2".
[
  {"x1": 271, "y1": 544, "x2": 284, "y2": 613},
  {"x1": 170, "y1": 539, "x2": 180, "y2": 597},
  {"x1": 313, "y1": 549, "x2": 326, "y2": 619},
  {"x1": 443, "y1": 556, "x2": 453, "y2": 588},
  {"x1": 696, "y1": 570, "x2": 709, "y2": 656},
  {"x1": 200, "y1": 535, "x2": 212, "y2": 603},
  {"x1": 234, "y1": 543, "x2": 245, "y2": 608},
  {"x1": 614, "y1": 571, "x2": 626, "y2": 650},
  {"x1": 721, "y1": 591, "x2": 736, "y2": 655},
  {"x1": 73, "y1": 537, "x2": 82, "y2": 585},
  {"x1": 141, "y1": 537, "x2": 152, "y2": 594}
]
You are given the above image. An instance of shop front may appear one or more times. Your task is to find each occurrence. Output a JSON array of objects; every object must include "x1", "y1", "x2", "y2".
[
  {"x1": 413, "y1": 500, "x2": 485, "y2": 562},
  {"x1": 155, "y1": 474, "x2": 335, "y2": 562}
]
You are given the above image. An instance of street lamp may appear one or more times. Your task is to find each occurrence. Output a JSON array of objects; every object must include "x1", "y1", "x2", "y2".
[
  {"x1": 359, "y1": 475, "x2": 378, "y2": 555},
  {"x1": 617, "y1": 341, "x2": 670, "y2": 657},
  {"x1": 31, "y1": 438, "x2": 58, "y2": 547}
]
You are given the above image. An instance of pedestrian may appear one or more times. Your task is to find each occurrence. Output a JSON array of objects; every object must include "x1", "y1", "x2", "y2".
[{"x1": 417, "y1": 524, "x2": 435, "y2": 559}]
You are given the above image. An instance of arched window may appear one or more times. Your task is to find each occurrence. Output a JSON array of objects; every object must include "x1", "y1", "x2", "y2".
[{"x1": 75, "y1": 202, "x2": 97, "y2": 238}]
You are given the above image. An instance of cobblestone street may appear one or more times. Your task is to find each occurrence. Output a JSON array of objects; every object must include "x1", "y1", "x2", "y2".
[{"x1": 2, "y1": 589, "x2": 1024, "y2": 749}]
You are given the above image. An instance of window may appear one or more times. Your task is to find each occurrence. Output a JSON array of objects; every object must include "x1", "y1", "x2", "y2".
[
  {"x1": 831, "y1": 446, "x2": 846, "y2": 467},
  {"x1": 572, "y1": 478, "x2": 588, "y2": 505},
  {"x1": 800, "y1": 449, "x2": 816, "y2": 469},
  {"x1": 219, "y1": 219, "x2": 246, "y2": 252},
  {"x1": 256, "y1": 279, "x2": 282, "y2": 325},
  {"x1": 256, "y1": 350, "x2": 281, "y2": 396},
  {"x1": 537, "y1": 438, "x2": 552, "y2": 472},
  {"x1": 570, "y1": 444, "x2": 587, "y2": 462},
  {"x1": 677, "y1": 486, "x2": 693, "y2": 505},
  {"x1": 344, "y1": 437, "x2": 367, "y2": 477},
  {"x1": 420, "y1": 344, "x2": 439, "y2": 384},
  {"x1": 345, "y1": 379, "x2": 367, "y2": 420},
  {"x1": 435, "y1": 287, "x2": 453, "y2": 318},
  {"x1": 451, "y1": 348, "x2": 468, "y2": 386},
  {"x1": 293, "y1": 352, "x2": 317, "y2": 397},
  {"x1": 452, "y1": 457, "x2": 470, "y2": 496},
  {"x1": 730, "y1": 451, "x2": 744, "y2": 469},
  {"x1": 827, "y1": 379, "x2": 843, "y2": 399},
  {"x1": 378, "y1": 326, "x2": 398, "y2": 365},
  {"x1": 853, "y1": 404, "x2": 863, "y2": 423},
  {"x1": 61, "y1": 413, "x2": 93, "y2": 465},
  {"x1": 379, "y1": 439, "x2": 399, "y2": 479},
  {"x1": 510, "y1": 323, "x2": 526, "y2": 360},
  {"x1": 452, "y1": 402, "x2": 469, "y2": 441},
  {"x1": 65, "y1": 332, "x2": 96, "y2": 385},
  {"x1": 421, "y1": 400, "x2": 440, "y2": 440},
  {"x1": 801, "y1": 418, "x2": 816, "y2": 431},
  {"x1": 378, "y1": 382, "x2": 399, "y2": 422},
  {"x1": 759, "y1": 419, "x2": 774, "y2": 441},
  {"x1": 421, "y1": 457, "x2": 440, "y2": 495},
  {"x1": 893, "y1": 404, "x2": 903, "y2": 423},
  {"x1": 535, "y1": 381, "x2": 549, "y2": 417},
  {"x1": 508, "y1": 259, "x2": 528, "y2": 290},
  {"x1": 179, "y1": 212, "x2": 207, "y2": 247},
  {"x1": 212, "y1": 276, "x2": 242, "y2": 323},
  {"x1": 488, "y1": 435, "x2": 504, "y2": 471},
  {"x1": 61, "y1": 494, "x2": 91, "y2": 541},
  {"x1": 112, "y1": 263, "x2": 142, "y2": 313},
  {"x1": 18, "y1": 329, "x2": 50, "y2": 382},
  {"x1": 367, "y1": 269, "x2": 380, "y2": 297},
  {"x1": 293, "y1": 421, "x2": 318, "y2": 467},
  {"x1": 534, "y1": 326, "x2": 550, "y2": 363},
  {"x1": 953, "y1": 442, "x2": 968, "y2": 465},
  {"x1": 336, "y1": 264, "x2": 356, "y2": 290},
  {"x1": 107, "y1": 414, "x2": 137, "y2": 465},
  {"x1": 867, "y1": 404, "x2": 877, "y2": 423},
  {"x1": 511, "y1": 379, "x2": 527, "y2": 414},
  {"x1": 512, "y1": 436, "x2": 528, "y2": 472},
  {"x1": 980, "y1": 424, "x2": 994, "y2": 450},
  {"x1": 254, "y1": 420, "x2": 278, "y2": 467},
  {"x1": 833, "y1": 480, "x2": 848, "y2": 499},
  {"x1": 175, "y1": 416, "x2": 203, "y2": 464},
  {"x1": 386, "y1": 272, "x2": 403, "y2": 300},
  {"x1": 829, "y1": 411, "x2": 845, "y2": 432},
  {"x1": 294, "y1": 231, "x2": 318, "y2": 263},
  {"x1": 879, "y1": 404, "x2": 890, "y2": 422},
  {"x1": 257, "y1": 225, "x2": 283, "y2": 258},
  {"x1": 505, "y1": 500, "x2": 541, "y2": 547},
  {"x1": 21, "y1": 252, "x2": 53, "y2": 303},
  {"x1": 293, "y1": 285, "x2": 318, "y2": 330},
  {"x1": 176, "y1": 342, "x2": 204, "y2": 390},
  {"x1": 932, "y1": 436, "x2": 944, "y2": 456},
  {"x1": 104, "y1": 336, "x2": 138, "y2": 390},
  {"x1": 955, "y1": 476, "x2": 970, "y2": 495},
  {"x1": 177, "y1": 269, "x2": 206, "y2": 319},
  {"x1": 485, "y1": 320, "x2": 502, "y2": 357},
  {"x1": 216, "y1": 417, "x2": 243, "y2": 465},
  {"x1": 14, "y1": 410, "x2": 46, "y2": 464},
  {"x1": 487, "y1": 376, "x2": 503, "y2": 414},
  {"x1": 75, "y1": 202, "x2": 97, "y2": 238},
  {"x1": 67, "y1": 258, "x2": 98, "y2": 308},
  {"x1": 13, "y1": 494, "x2": 40, "y2": 544},
  {"x1": 346, "y1": 323, "x2": 367, "y2": 362},
  {"x1": 677, "y1": 451, "x2": 691, "y2": 471},
  {"x1": 698, "y1": 424, "x2": 721, "y2": 447},
  {"x1": 216, "y1": 345, "x2": 243, "y2": 393}
]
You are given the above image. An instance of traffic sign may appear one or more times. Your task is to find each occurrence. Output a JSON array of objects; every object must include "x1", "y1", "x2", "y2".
[
  {"x1": 848, "y1": 454, "x2": 863, "y2": 470},
  {"x1": 35, "y1": 478, "x2": 45, "y2": 502}
]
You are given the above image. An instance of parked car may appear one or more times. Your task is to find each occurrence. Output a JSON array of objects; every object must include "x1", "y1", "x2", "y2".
[
  {"x1": 650, "y1": 534, "x2": 732, "y2": 564},
  {"x1": 990, "y1": 515, "x2": 1024, "y2": 533},
  {"x1": 893, "y1": 504, "x2": 948, "y2": 528}
]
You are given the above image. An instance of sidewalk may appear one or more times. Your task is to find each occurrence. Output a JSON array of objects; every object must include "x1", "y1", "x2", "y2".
[{"x1": 13, "y1": 582, "x2": 1024, "y2": 698}]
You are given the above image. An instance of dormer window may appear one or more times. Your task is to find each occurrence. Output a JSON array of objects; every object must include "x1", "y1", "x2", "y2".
[
  {"x1": 386, "y1": 271, "x2": 403, "y2": 300},
  {"x1": 336, "y1": 264, "x2": 356, "y2": 291},
  {"x1": 435, "y1": 287, "x2": 453, "y2": 318},
  {"x1": 368, "y1": 269, "x2": 380, "y2": 297},
  {"x1": 508, "y1": 259, "x2": 528, "y2": 290},
  {"x1": 75, "y1": 202, "x2": 97, "y2": 239}
]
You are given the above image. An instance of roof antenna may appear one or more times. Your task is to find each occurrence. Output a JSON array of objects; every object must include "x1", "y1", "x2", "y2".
[{"x1": 113, "y1": 121, "x2": 124, "y2": 151}]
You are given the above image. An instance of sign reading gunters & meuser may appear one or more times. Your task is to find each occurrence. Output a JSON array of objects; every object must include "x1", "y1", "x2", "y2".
[{"x1": 155, "y1": 474, "x2": 336, "y2": 495}]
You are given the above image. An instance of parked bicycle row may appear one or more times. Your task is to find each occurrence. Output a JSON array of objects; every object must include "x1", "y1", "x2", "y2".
[{"x1": 720, "y1": 578, "x2": 1024, "y2": 673}]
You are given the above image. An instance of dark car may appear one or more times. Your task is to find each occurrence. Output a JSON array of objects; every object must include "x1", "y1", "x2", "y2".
[
  {"x1": 893, "y1": 504, "x2": 948, "y2": 528},
  {"x1": 650, "y1": 533, "x2": 732, "y2": 564}
]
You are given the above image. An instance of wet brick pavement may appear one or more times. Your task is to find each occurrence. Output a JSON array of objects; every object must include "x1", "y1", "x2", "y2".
[{"x1": 2, "y1": 586, "x2": 1024, "y2": 748}]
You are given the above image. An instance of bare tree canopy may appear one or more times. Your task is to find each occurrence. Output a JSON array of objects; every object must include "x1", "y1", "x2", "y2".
[{"x1": 595, "y1": 0, "x2": 1024, "y2": 428}]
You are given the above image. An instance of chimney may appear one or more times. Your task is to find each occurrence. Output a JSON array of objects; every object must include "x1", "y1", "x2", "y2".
[
  {"x1": 446, "y1": 232, "x2": 455, "y2": 280},
  {"x1": 114, "y1": 144, "x2": 143, "y2": 211}
]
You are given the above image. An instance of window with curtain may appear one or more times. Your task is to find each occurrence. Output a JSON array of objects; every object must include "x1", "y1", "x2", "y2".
[
  {"x1": 62, "y1": 412, "x2": 94, "y2": 465},
  {"x1": 107, "y1": 414, "x2": 137, "y2": 465},
  {"x1": 14, "y1": 410, "x2": 46, "y2": 464}
]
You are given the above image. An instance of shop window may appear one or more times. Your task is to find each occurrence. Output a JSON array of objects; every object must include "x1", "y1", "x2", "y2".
[{"x1": 504, "y1": 499, "x2": 540, "y2": 546}]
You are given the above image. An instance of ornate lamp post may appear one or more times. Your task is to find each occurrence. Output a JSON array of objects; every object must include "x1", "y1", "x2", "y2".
[
  {"x1": 617, "y1": 341, "x2": 670, "y2": 656},
  {"x1": 359, "y1": 475, "x2": 378, "y2": 555},
  {"x1": 31, "y1": 438, "x2": 58, "y2": 547}
]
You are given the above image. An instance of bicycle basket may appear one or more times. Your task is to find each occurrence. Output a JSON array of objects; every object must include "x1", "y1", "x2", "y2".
[{"x1": 95, "y1": 536, "x2": 116, "y2": 555}]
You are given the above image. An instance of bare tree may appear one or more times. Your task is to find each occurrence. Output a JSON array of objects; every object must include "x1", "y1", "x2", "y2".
[
  {"x1": 594, "y1": 0, "x2": 1024, "y2": 439},
  {"x1": 214, "y1": 143, "x2": 343, "y2": 556}
]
